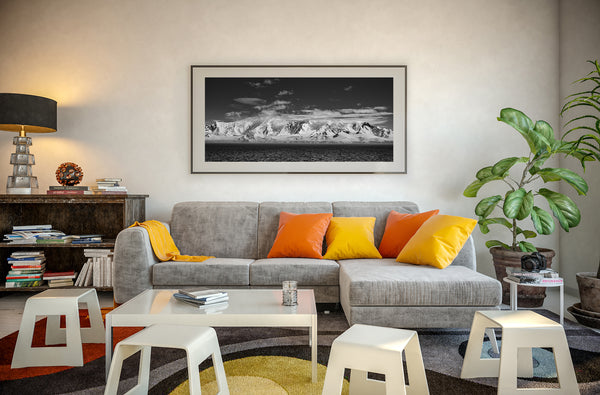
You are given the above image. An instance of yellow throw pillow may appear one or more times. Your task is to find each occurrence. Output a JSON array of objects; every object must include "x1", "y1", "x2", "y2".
[
  {"x1": 323, "y1": 217, "x2": 382, "y2": 260},
  {"x1": 396, "y1": 215, "x2": 477, "y2": 269}
]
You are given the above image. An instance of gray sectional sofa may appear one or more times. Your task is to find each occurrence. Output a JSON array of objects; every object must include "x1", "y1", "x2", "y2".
[{"x1": 113, "y1": 201, "x2": 502, "y2": 328}]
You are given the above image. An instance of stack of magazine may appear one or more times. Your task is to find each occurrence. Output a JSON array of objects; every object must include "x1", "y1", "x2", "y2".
[
  {"x1": 506, "y1": 268, "x2": 563, "y2": 284},
  {"x1": 173, "y1": 290, "x2": 229, "y2": 306}
]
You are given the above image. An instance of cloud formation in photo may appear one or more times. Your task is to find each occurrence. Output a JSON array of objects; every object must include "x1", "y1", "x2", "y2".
[
  {"x1": 247, "y1": 79, "x2": 280, "y2": 89},
  {"x1": 234, "y1": 97, "x2": 266, "y2": 106}
]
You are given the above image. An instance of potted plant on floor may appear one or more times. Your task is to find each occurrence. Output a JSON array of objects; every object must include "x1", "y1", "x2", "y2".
[
  {"x1": 464, "y1": 107, "x2": 591, "y2": 307},
  {"x1": 561, "y1": 60, "x2": 600, "y2": 318}
]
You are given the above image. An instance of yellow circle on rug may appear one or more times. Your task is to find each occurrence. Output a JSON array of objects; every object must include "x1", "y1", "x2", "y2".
[{"x1": 170, "y1": 355, "x2": 349, "y2": 394}]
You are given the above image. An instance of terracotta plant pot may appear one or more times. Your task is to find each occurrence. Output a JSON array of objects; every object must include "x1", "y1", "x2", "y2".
[
  {"x1": 490, "y1": 247, "x2": 555, "y2": 308},
  {"x1": 576, "y1": 272, "x2": 600, "y2": 313}
]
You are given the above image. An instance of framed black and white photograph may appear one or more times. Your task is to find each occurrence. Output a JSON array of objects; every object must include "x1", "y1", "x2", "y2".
[{"x1": 191, "y1": 66, "x2": 406, "y2": 173}]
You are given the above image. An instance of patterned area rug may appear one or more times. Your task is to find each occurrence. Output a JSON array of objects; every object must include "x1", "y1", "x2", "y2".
[{"x1": 1, "y1": 308, "x2": 599, "y2": 394}]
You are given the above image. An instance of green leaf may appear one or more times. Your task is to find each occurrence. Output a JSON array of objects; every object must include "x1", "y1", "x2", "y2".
[
  {"x1": 464, "y1": 174, "x2": 504, "y2": 197},
  {"x1": 518, "y1": 191, "x2": 534, "y2": 220},
  {"x1": 536, "y1": 168, "x2": 589, "y2": 195},
  {"x1": 491, "y1": 157, "x2": 528, "y2": 176},
  {"x1": 518, "y1": 241, "x2": 537, "y2": 252},
  {"x1": 478, "y1": 217, "x2": 512, "y2": 234},
  {"x1": 531, "y1": 120, "x2": 554, "y2": 151},
  {"x1": 515, "y1": 227, "x2": 537, "y2": 239},
  {"x1": 497, "y1": 108, "x2": 536, "y2": 153},
  {"x1": 475, "y1": 195, "x2": 503, "y2": 218},
  {"x1": 530, "y1": 206, "x2": 555, "y2": 235},
  {"x1": 486, "y1": 240, "x2": 510, "y2": 249},
  {"x1": 463, "y1": 180, "x2": 485, "y2": 198},
  {"x1": 476, "y1": 166, "x2": 494, "y2": 181},
  {"x1": 538, "y1": 188, "x2": 581, "y2": 231},
  {"x1": 503, "y1": 188, "x2": 532, "y2": 220}
]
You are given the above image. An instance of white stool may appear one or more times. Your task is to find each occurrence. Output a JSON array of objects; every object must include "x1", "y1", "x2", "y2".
[
  {"x1": 104, "y1": 324, "x2": 229, "y2": 395},
  {"x1": 461, "y1": 310, "x2": 579, "y2": 394},
  {"x1": 11, "y1": 288, "x2": 105, "y2": 368},
  {"x1": 322, "y1": 324, "x2": 429, "y2": 395}
]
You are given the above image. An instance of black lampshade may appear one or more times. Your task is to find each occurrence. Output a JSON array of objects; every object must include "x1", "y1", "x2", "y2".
[{"x1": 0, "y1": 93, "x2": 57, "y2": 133}]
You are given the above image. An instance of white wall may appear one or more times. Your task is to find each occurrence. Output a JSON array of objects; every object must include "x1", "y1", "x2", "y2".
[
  {"x1": 0, "y1": 0, "x2": 563, "y2": 278},
  {"x1": 559, "y1": 0, "x2": 600, "y2": 293}
]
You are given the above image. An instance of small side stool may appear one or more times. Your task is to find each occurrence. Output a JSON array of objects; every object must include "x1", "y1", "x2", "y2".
[
  {"x1": 104, "y1": 324, "x2": 229, "y2": 395},
  {"x1": 322, "y1": 323, "x2": 429, "y2": 395},
  {"x1": 461, "y1": 310, "x2": 579, "y2": 394},
  {"x1": 12, "y1": 288, "x2": 105, "y2": 368}
]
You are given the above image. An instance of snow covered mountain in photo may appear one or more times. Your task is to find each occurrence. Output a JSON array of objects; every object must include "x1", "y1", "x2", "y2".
[{"x1": 205, "y1": 117, "x2": 393, "y2": 144}]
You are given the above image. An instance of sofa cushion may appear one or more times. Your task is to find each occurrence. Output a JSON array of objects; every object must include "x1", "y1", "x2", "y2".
[
  {"x1": 339, "y1": 259, "x2": 501, "y2": 306},
  {"x1": 153, "y1": 258, "x2": 253, "y2": 286},
  {"x1": 250, "y1": 258, "x2": 339, "y2": 286},
  {"x1": 258, "y1": 202, "x2": 333, "y2": 259},
  {"x1": 323, "y1": 217, "x2": 382, "y2": 260},
  {"x1": 378, "y1": 209, "x2": 439, "y2": 258},
  {"x1": 396, "y1": 215, "x2": 477, "y2": 269},
  {"x1": 267, "y1": 212, "x2": 332, "y2": 259},
  {"x1": 332, "y1": 201, "x2": 419, "y2": 247},
  {"x1": 170, "y1": 202, "x2": 259, "y2": 258}
]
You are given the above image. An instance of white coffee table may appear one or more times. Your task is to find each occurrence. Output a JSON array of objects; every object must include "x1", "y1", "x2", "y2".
[{"x1": 105, "y1": 289, "x2": 318, "y2": 382}]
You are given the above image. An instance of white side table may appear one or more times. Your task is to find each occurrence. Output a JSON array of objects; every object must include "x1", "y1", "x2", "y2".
[
  {"x1": 503, "y1": 277, "x2": 564, "y2": 325},
  {"x1": 105, "y1": 324, "x2": 229, "y2": 395},
  {"x1": 11, "y1": 288, "x2": 105, "y2": 368},
  {"x1": 322, "y1": 323, "x2": 429, "y2": 394},
  {"x1": 461, "y1": 310, "x2": 579, "y2": 394}
]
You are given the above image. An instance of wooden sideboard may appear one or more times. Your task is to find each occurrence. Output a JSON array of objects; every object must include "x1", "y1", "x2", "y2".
[{"x1": 0, "y1": 194, "x2": 148, "y2": 291}]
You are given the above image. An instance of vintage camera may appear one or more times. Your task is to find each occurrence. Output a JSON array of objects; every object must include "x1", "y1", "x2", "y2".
[{"x1": 521, "y1": 252, "x2": 547, "y2": 272}]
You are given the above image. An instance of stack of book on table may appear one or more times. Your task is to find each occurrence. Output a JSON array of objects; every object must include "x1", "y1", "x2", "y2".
[
  {"x1": 3, "y1": 225, "x2": 65, "y2": 244},
  {"x1": 47, "y1": 185, "x2": 92, "y2": 195},
  {"x1": 506, "y1": 268, "x2": 563, "y2": 285},
  {"x1": 43, "y1": 271, "x2": 77, "y2": 287},
  {"x1": 173, "y1": 290, "x2": 229, "y2": 307},
  {"x1": 75, "y1": 249, "x2": 113, "y2": 287},
  {"x1": 92, "y1": 178, "x2": 127, "y2": 195},
  {"x1": 5, "y1": 251, "x2": 46, "y2": 288}
]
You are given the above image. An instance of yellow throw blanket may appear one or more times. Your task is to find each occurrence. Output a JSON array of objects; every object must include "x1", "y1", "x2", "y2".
[{"x1": 129, "y1": 220, "x2": 214, "y2": 262}]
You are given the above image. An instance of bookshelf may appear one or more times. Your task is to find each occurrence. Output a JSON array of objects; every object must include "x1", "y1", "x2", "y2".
[{"x1": 0, "y1": 194, "x2": 148, "y2": 291}]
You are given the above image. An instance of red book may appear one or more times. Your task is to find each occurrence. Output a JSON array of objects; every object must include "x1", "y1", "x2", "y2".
[
  {"x1": 43, "y1": 271, "x2": 75, "y2": 277},
  {"x1": 6, "y1": 274, "x2": 43, "y2": 280},
  {"x1": 43, "y1": 271, "x2": 76, "y2": 280},
  {"x1": 47, "y1": 190, "x2": 86, "y2": 195},
  {"x1": 10, "y1": 264, "x2": 45, "y2": 269}
]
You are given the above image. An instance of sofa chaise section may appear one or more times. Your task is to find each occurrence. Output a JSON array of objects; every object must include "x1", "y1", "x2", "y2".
[{"x1": 339, "y1": 257, "x2": 502, "y2": 327}]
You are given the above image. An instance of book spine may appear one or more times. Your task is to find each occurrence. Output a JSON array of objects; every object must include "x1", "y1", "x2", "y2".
[
  {"x1": 6, "y1": 275, "x2": 43, "y2": 280},
  {"x1": 5, "y1": 280, "x2": 43, "y2": 288},
  {"x1": 84, "y1": 258, "x2": 94, "y2": 286},
  {"x1": 93, "y1": 257, "x2": 100, "y2": 287},
  {"x1": 539, "y1": 279, "x2": 563, "y2": 284},
  {"x1": 46, "y1": 190, "x2": 86, "y2": 195},
  {"x1": 6, "y1": 277, "x2": 45, "y2": 282},
  {"x1": 48, "y1": 185, "x2": 89, "y2": 190},
  {"x1": 9, "y1": 265, "x2": 45, "y2": 269}
]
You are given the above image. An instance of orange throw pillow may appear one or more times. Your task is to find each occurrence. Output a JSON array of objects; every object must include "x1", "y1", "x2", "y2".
[
  {"x1": 267, "y1": 212, "x2": 333, "y2": 259},
  {"x1": 378, "y1": 209, "x2": 440, "y2": 258}
]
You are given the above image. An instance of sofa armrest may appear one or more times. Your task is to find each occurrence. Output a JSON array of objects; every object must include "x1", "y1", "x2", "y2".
[{"x1": 113, "y1": 223, "x2": 167, "y2": 303}]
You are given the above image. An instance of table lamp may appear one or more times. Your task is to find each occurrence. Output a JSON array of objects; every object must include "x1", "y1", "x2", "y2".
[{"x1": 0, "y1": 93, "x2": 57, "y2": 194}]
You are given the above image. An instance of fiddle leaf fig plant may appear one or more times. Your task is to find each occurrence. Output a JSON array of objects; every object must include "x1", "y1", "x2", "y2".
[{"x1": 464, "y1": 108, "x2": 589, "y2": 252}]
